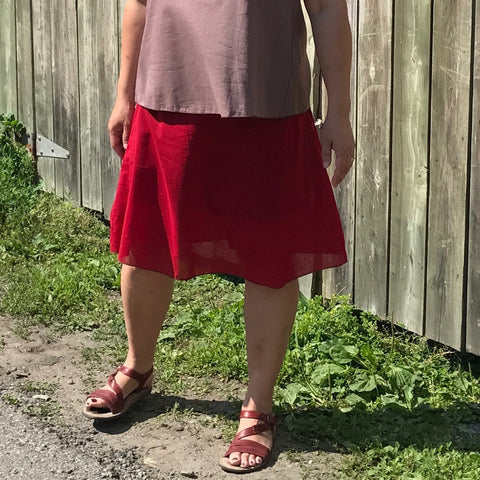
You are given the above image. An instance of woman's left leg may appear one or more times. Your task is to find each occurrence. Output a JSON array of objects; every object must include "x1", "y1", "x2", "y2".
[{"x1": 227, "y1": 278, "x2": 299, "y2": 469}]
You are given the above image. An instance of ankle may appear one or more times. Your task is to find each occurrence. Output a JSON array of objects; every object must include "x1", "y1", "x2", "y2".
[
  {"x1": 123, "y1": 357, "x2": 154, "y2": 374},
  {"x1": 241, "y1": 396, "x2": 273, "y2": 414}
]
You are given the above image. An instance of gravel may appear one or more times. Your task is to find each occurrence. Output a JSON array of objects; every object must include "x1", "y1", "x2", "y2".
[{"x1": 0, "y1": 400, "x2": 160, "y2": 480}]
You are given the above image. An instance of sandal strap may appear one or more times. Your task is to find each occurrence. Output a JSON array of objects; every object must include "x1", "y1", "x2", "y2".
[
  {"x1": 234, "y1": 422, "x2": 273, "y2": 441},
  {"x1": 117, "y1": 365, "x2": 153, "y2": 389},
  {"x1": 224, "y1": 439, "x2": 270, "y2": 459},
  {"x1": 239, "y1": 410, "x2": 277, "y2": 427},
  {"x1": 86, "y1": 388, "x2": 124, "y2": 414}
]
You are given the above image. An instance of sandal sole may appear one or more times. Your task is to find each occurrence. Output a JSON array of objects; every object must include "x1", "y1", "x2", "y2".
[
  {"x1": 82, "y1": 387, "x2": 152, "y2": 421},
  {"x1": 218, "y1": 451, "x2": 272, "y2": 474}
]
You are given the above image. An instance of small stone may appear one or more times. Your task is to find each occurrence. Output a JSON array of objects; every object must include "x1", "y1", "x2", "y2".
[
  {"x1": 180, "y1": 472, "x2": 198, "y2": 479},
  {"x1": 67, "y1": 378, "x2": 74, "y2": 385},
  {"x1": 33, "y1": 394, "x2": 51, "y2": 401}
]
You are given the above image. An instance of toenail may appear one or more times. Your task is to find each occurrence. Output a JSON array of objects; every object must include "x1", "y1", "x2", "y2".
[{"x1": 241, "y1": 462, "x2": 246, "y2": 467}]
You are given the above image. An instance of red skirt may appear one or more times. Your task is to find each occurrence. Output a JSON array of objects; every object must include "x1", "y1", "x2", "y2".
[{"x1": 110, "y1": 106, "x2": 347, "y2": 288}]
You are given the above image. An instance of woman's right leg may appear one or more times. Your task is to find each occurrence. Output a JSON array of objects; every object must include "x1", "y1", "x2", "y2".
[{"x1": 85, "y1": 265, "x2": 174, "y2": 410}]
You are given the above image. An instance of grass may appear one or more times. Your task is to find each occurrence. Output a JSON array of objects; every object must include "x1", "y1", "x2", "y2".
[{"x1": 1, "y1": 113, "x2": 480, "y2": 478}]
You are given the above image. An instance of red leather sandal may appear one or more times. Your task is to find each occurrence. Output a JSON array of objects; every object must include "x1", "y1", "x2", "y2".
[
  {"x1": 219, "y1": 410, "x2": 278, "y2": 474},
  {"x1": 82, "y1": 365, "x2": 153, "y2": 420}
]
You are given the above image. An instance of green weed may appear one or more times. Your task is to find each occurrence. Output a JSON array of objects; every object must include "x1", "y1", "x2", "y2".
[
  {"x1": 2, "y1": 393, "x2": 19, "y2": 406},
  {"x1": 0, "y1": 114, "x2": 40, "y2": 225},
  {"x1": 340, "y1": 444, "x2": 480, "y2": 480},
  {"x1": 20, "y1": 381, "x2": 57, "y2": 395}
]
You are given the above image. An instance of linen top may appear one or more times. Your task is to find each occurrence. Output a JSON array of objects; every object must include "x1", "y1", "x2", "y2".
[{"x1": 135, "y1": 0, "x2": 311, "y2": 118}]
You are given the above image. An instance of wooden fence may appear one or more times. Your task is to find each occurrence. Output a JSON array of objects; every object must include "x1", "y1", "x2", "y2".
[{"x1": 1, "y1": 0, "x2": 479, "y2": 355}]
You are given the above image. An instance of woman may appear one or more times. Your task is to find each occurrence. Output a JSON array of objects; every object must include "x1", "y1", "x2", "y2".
[{"x1": 83, "y1": 0, "x2": 355, "y2": 474}]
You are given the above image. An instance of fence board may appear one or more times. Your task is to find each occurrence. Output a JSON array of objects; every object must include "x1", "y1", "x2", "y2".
[
  {"x1": 353, "y1": 0, "x2": 392, "y2": 316},
  {"x1": 51, "y1": 0, "x2": 81, "y2": 204},
  {"x1": 467, "y1": 1, "x2": 480, "y2": 354},
  {"x1": 78, "y1": 0, "x2": 103, "y2": 211},
  {"x1": 32, "y1": 0, "x2": 55, "y2": 193},
  {"x1": 100, "y1": 0, "x2": 126, "y2": 219},
  {"x1": 389, "y1": 0, "x2": 431, "y2": 334},
  {"x1": 299, "y1": 5, "x2": 318, "y2": 298},
  {"x1": 100, "y1": 0, "x2": 122, "y2": 218},
  {"x1": 425, "y1": 0, "x2": 472, "y2": 350},
  {"x1": 0, "y1": 0, "x2": 17, "y2": 115},
  {"x1": 322, "y1": 0, "x2": 358, "y2": 299},
  {"x1": 15, "y1": 0, "x2": 35, "y2": 133}
]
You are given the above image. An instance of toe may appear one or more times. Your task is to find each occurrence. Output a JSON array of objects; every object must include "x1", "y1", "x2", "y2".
[
  {"x1": 256, "y1": 455, "x2": 263, "y2": 465},
  {"x1": 240, "y1": 453, "x2": 249, "y2": 468},
  {"x1": 248, "y1": 454, "x2": 258, "y2": 467},
  {"x1": 86, "y1": 397, "x2": 107, "y2": 410},
  {"x1": 228, "y1": 453, "x2": 241, "y2": 466}
]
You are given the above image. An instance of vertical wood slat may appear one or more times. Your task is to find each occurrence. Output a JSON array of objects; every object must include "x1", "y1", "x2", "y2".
[
  {"x1": 100, "y1": 0, "x2": 122, "y2": 218},
  {"x1": 0, "y1": 0, "x2": 17, "y2": 115},
  {"x1": 15, "y1": 0, "x2": 35, "y2": 133},
  {"x1": 425, "y1": 0, "x2": 472, "y2": 350},
  {"x1": 78, "y1": 0, "x2": 103, "y2": 212},
  {"x1": 51, "y1": 0, "x2": 81, "y2": 204},
  {"x1": 322, "y1": 0, "x2": 358, "y2": 299},
  {"x1": 353, "y1": 0, "x2": 393, "y2": 316},
  {"x1": 388, "y1": 0, "x2": 431, "y2": 334},
  {"x1": 299, "y1": 4, "x2": 318, "y2": 298},
  {"x1": 32, "y1": 0, "x2": 55, "y2": 193},
  {"x1": 466, "y1": 1, "x2": 480, "y2": 354}
]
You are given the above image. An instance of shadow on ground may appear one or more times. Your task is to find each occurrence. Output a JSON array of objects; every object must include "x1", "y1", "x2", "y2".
[{"x1": 93, "y1": 392, "x2": 480, "y2": 455}]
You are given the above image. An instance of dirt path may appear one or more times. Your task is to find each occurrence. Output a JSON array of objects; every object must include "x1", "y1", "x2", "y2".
[{"x1": 0, "y1": 316, "x2": 342, "y2": 479}]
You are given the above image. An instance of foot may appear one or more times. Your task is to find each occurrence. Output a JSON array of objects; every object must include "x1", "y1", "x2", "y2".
[
  {"x1": 227, "y1": 411, "x2": 275, "y2": 469},
  {"x1": 85, "y1": 366, "x2": 153, "y2": 413}
]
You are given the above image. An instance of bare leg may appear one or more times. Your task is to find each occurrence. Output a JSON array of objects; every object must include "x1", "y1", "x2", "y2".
[
  {"x1": 228, "y1": 278, "x2": 299, "y2": 468},
  {"x1": 85, "y1": 265, "x2": 174, "y2": 410}
]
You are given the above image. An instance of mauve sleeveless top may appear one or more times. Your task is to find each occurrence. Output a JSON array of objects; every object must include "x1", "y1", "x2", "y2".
[{"x1": 135, "y1": 0, "x2": 311, "y2": 118}]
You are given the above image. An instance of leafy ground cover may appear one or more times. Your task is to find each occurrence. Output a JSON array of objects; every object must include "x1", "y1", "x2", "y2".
[{"x1": 1, "y1": 114, "x2": 480, "y2": 479}]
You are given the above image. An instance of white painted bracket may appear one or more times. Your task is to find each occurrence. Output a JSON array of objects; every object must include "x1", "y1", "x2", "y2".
[{"x1": 25, "y1": 133, "x2": 70, "y2": 159}]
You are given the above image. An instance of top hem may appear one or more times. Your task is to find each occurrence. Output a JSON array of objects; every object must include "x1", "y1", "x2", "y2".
[{"x1": 134, "y1": 100, "x2": 311, "y2": 119}]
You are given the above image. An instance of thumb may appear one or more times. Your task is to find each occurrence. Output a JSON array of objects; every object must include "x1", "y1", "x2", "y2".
[{"x1": 321, "y1": 140, "x2": 332, "y2": 169}]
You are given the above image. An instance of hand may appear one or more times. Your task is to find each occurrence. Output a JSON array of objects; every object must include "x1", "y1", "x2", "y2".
[
  {"x1": 108, "y1": 97, "x2": 135, "y2": 158},
  {"x1": 318, "y1": 114, "x2": 355, "y2": 188}
]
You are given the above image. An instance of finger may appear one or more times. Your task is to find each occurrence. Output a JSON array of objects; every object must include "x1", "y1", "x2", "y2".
[
  {"x1": 110, "y1": 130, "x2": 125, "y2": 158},
  {"x1": 122, "y1": 121, "x2": 131, "y2": 150},
  {"x1": 321, "y1": 135, "x2": 332, "y2": 169},
  {"x1": 331, "y1": 155, "x2": 353, "y2": 188}
]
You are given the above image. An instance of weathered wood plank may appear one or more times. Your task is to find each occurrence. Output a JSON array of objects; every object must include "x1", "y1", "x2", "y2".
[
  {"x1": 303, "y1": 3, "x2": 320, "y2": 118},
  {"x1": 0, "y1": 0, "x2": 17, "y2": 115},
  {"x1": 299, "y1": 3, "x2": 320, "y2": 298},
  {"x1": 389, "y1": 0, "x2": 431, "y2": 335},
  {"x1": 51, "y1": 0, "x2": 81, "y2": 204},
  {"x1": 353, "y1": 0, "x2": 392, "y2": 316},
  {"x1": 117, "y1": 0, "x2": 128, "y2": 73},
  {"x1": 32, "y1": 0, "x2": 55, "y2": 193},
  {"x1": 322, "y1": 0, "x2": 358, "y2": 300},
  {"x1": 15, "y1": 0, "x2": 35, "y2": 132},
  {"x1": 102, "y1": 0, "x2": 126, "y2": 219},
  {"x1": 78, "y1": 0, "x2": 103, "y2": 211},
  {"x1": 466, "y1": 1, "x2": 480, "y2": 354},
  {"x1": 425, "y1": 0, "x2": 472, "y2": 350}
]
